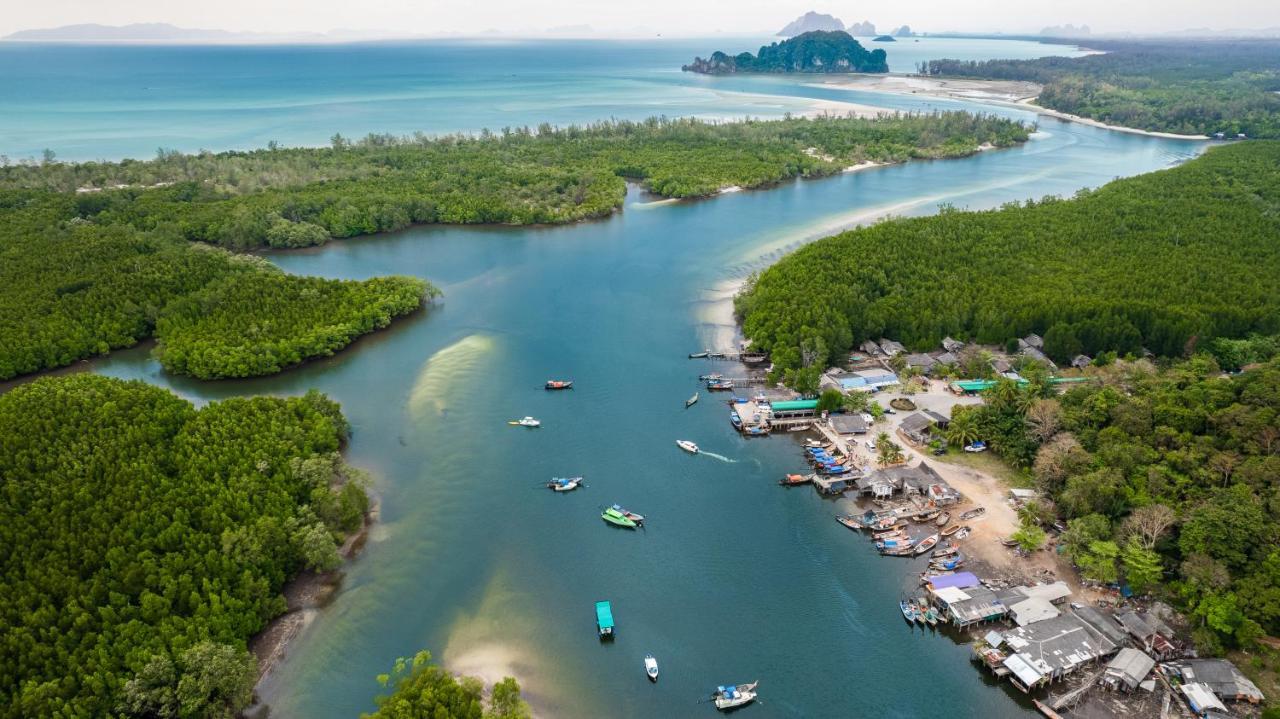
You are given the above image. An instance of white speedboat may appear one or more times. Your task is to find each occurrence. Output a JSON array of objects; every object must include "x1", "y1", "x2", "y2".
[
  {"x1": 644, "y1": 654, "x2": 658, "y2": 682},
  {"x1": 509, "y1": 416, "x2": 541, "y2": 427},
  {"x1": 712, "y1": 681, "x2": 758, "y2": 710},
  {"x1": 676, "y1": 440, "x2": 699, "y2": 454}
]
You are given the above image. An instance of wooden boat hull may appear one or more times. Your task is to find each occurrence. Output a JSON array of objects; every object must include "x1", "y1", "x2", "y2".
[
  {"x1": 913, "y1": 534, "x2": 940, "y2": 556},
  {"x1": 941, "y1": 524, "x2": 962, "y2": 536},
  {"x1": 936, "y1": 512, "x2": 951, "y2": 526}
]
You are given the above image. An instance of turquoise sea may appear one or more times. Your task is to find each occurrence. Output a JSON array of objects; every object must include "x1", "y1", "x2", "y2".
[
  {"x1": 0, "y1": 38, "x2": 1202, "y2": 718},
  {"x1": 0, "y1": 36, "x2": 1087, "y2": 161}
]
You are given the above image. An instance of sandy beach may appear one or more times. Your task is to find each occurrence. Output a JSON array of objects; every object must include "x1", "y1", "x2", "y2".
[{"x1": 810, "y1": 73, "x2": 1211, "y2": 141}]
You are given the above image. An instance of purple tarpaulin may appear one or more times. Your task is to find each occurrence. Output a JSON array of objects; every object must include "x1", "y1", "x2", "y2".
[{"x1": 927, "y1": 572, "x2": 980, "y2": 590}]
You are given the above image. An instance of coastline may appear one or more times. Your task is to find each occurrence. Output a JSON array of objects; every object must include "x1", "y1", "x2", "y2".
[
  {"x1": 1017, "y1": 97, "x2": 1210, "y2": 140},
  {"x1": 247, "y1": 496, "x2": 379, "y2": 714},
  {"x1": 809, "y1": 73, "x2": 1211, "y2": 141}
]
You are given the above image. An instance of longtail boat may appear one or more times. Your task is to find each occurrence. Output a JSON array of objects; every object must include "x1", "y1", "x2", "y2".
[
  {"x1": 601, "y1": 506, "x2": 638, "y2": 529},
  {"x1": 544, "y1": 380, "x2": 573, "y2": 390},
  {"x1": 780, "y1": 473, "x2": 812, "y2": 486},
  {"x1": 712, "y1": 682, "x2": 758, "y2": 711},
  {"x1": 913, "y1": 534, "x2": 940, "y2": 556}
]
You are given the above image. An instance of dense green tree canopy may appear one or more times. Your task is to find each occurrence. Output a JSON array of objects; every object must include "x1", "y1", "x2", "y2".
[
  {"x1": 960, "y1": 355, "x2": 1280, "y2": 649},
  {"x1": 1, "y1": 113, "x2": 1020, "y2": 380},
  {"x1": 0, "y1": 114, "x2": 1025, "y2": 249},
  {"x1": 364, "y1": 651, "x2": 530, "y2": 719},
  {"x1": 683, "y1": 31, "x2": 889, "y2": 75},
  {"x1": 155, "y1": 271, "x2": 432, "y2": 379},
  {"x1": 0, "y1": 375, "x2": 367, "y2": 717},
  {"x1": 737, "y1": 141, "x2": 1280, "y2": 374},
  {"x1": 0, "y1": 191, "x2": 434, "y2": 380},
  {"x1": 919, "y1": 39, "x2": 1280, "y2": 138}
]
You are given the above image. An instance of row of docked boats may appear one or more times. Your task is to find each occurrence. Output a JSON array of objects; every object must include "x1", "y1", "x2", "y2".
[
  {"x1": 803, "y1": 441, "x2": 855, "y2": 476},
  {"x1": 900, "y1": 596, "x2": 941, "y2": 627}
]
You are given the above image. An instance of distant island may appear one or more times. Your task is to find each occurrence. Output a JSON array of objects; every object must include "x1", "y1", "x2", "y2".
[
  {"x1": 683, "y1": 31, "x2": 889, "y2": 75},
  {"x1": 777, "y1": 11, "x2": 844, "y2": 36},
  {"x1": 1, "y1": 22, "x2": 424, "y2": 43},
  {"x1": 892, "y1": 25, "x2": 914, "y2": 37},
  {"x1": 845, "y1": 20, "x2": 877, "y2": 35},
  {"x1": 1039, "y1": 23, "x2": 1091, "y2": 37},
  {"x1": 873, "y1": 35, "x2": 896, "y2": 42},
  {"x1": 776, "y1": 12, "x2": 882, "y2": 37}
]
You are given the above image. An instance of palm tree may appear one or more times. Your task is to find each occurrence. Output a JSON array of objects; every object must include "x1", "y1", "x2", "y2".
[{"x1": 945, "y1": 412, "x2": 979, "y2": 447}]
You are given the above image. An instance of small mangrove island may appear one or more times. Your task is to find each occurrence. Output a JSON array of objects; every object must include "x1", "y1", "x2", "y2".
[{"x1": 682, "y1": 30, "x2": 889, "y2": 75}]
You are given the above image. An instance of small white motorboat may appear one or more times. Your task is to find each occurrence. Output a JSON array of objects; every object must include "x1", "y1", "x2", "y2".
[
  {"x1": 509, "y1": 416, "x2": 541, "y2": 428},
  {"x1": 644, "y1": 654, "x2": 658, "y2": 682},
  {"x1": 676, "y1": 440, "x2": 699, "y2": 454},
  {"x1": 712, "y1": 681, "x2": 758, "y2": 710}
]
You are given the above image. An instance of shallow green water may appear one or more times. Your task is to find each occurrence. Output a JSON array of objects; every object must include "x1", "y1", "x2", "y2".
[{"x1": 58, "y1": 89, "x2": 1205, "y2": 716}]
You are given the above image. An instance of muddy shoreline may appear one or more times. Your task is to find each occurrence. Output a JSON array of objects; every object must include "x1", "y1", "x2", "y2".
[{"x1": 244, "y1": 497, "x2": 379, "y2": 717}]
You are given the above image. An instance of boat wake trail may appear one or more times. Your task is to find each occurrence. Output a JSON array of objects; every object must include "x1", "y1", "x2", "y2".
[{"x1": 700, "y1": 451, "x2": 737, "y2": 463}]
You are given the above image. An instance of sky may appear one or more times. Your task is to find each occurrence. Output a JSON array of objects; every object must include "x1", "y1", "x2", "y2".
[{"x1": 4, "y1": 0, "x2": 1280, "y2": 38}]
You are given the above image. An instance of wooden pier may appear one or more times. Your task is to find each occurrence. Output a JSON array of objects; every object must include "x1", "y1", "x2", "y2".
[
  {"x1": 691, "y1": 351, "x2": 769, "y2": 364},
  {"x1": 709, "y1": 376, "x2": 769, "y2": 387}
]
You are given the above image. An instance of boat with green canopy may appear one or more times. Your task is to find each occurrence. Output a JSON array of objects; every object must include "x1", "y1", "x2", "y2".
[
  {"x1": 595, "y1": 600, "x2": 614, "y2": 638},
  {"x1": 601, "y1": 506, "x2": 639, "y2": 528}
]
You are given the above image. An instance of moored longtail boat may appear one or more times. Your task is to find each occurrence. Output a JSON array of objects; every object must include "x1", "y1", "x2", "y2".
[
  {"x1": 913, "y1": 534, "x2": 940, "y2": 556},
  {"x1": 780, "y1": 473, "x2": 812, "y2": 486},
  {"x1": 610, "y1": 504, "x2": 644, "y2": 526},
  {"x1": 941, "y1": 523, "x2": 963, "y2": 537},
  {"x1": 936, "y1": 511, "x2": 951, "y2": 527},
  {"x1": 712, "y1": 682, "x2": 758, "y2": 711},
  {"x1": 960, "y1": 506, "x2": 987, "y2": 520},
  {"x1": 601, "y1": 506, "x2": 638, "y2": 528},
  {"x1": 835, "y1": 515, "x2": 864, "y2": 531},
  {"x1": 547, "y1": 477, "x2": 582, "y2": 492},
  {"x1": 900, "y1": 599, "x2": 918, "y2": 623},
  {"x1": 686, "y1": 392, "x2": 699, "y2": 408}
]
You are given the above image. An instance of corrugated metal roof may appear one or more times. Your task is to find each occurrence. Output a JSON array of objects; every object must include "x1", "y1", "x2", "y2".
[
  {"x1": 1003, "y1": 653, "x2": 1047, "y2": 687},
  {"x1": 1182, "y1": 683, "x2": 1227, "y2": 714}
]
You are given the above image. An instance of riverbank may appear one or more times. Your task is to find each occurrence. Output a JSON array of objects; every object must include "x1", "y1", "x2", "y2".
[
  {"x1": 808, "y1": 73, "x2": 1212, "y2": 140},
  {"x1": 247, "y1": 497, "x2": 378, "y2": 714},
  {"x1": 1016, "y1": 98, "x2": 1211, "y2": 140}
]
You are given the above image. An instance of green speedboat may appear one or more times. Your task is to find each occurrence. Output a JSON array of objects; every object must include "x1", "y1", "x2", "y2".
[{"x1": 601, "y1": 506, "x2": 638, "y2": 529}]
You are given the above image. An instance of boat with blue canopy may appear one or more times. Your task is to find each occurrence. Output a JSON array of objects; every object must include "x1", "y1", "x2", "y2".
[{"x1": 712, "y1": 682, "x2": 758, "y2": 710}]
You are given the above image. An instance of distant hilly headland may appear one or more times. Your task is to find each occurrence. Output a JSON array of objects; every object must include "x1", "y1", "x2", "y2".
[
  {"x1": 777, "y1": 11, "x2": 845, "y2": 36},
  {"x1": 683, "y1": 30, "x2": 889, "y2": 75},
  {"x1": 775, "y1": 11, "x2": 913, "y2": 38}
]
